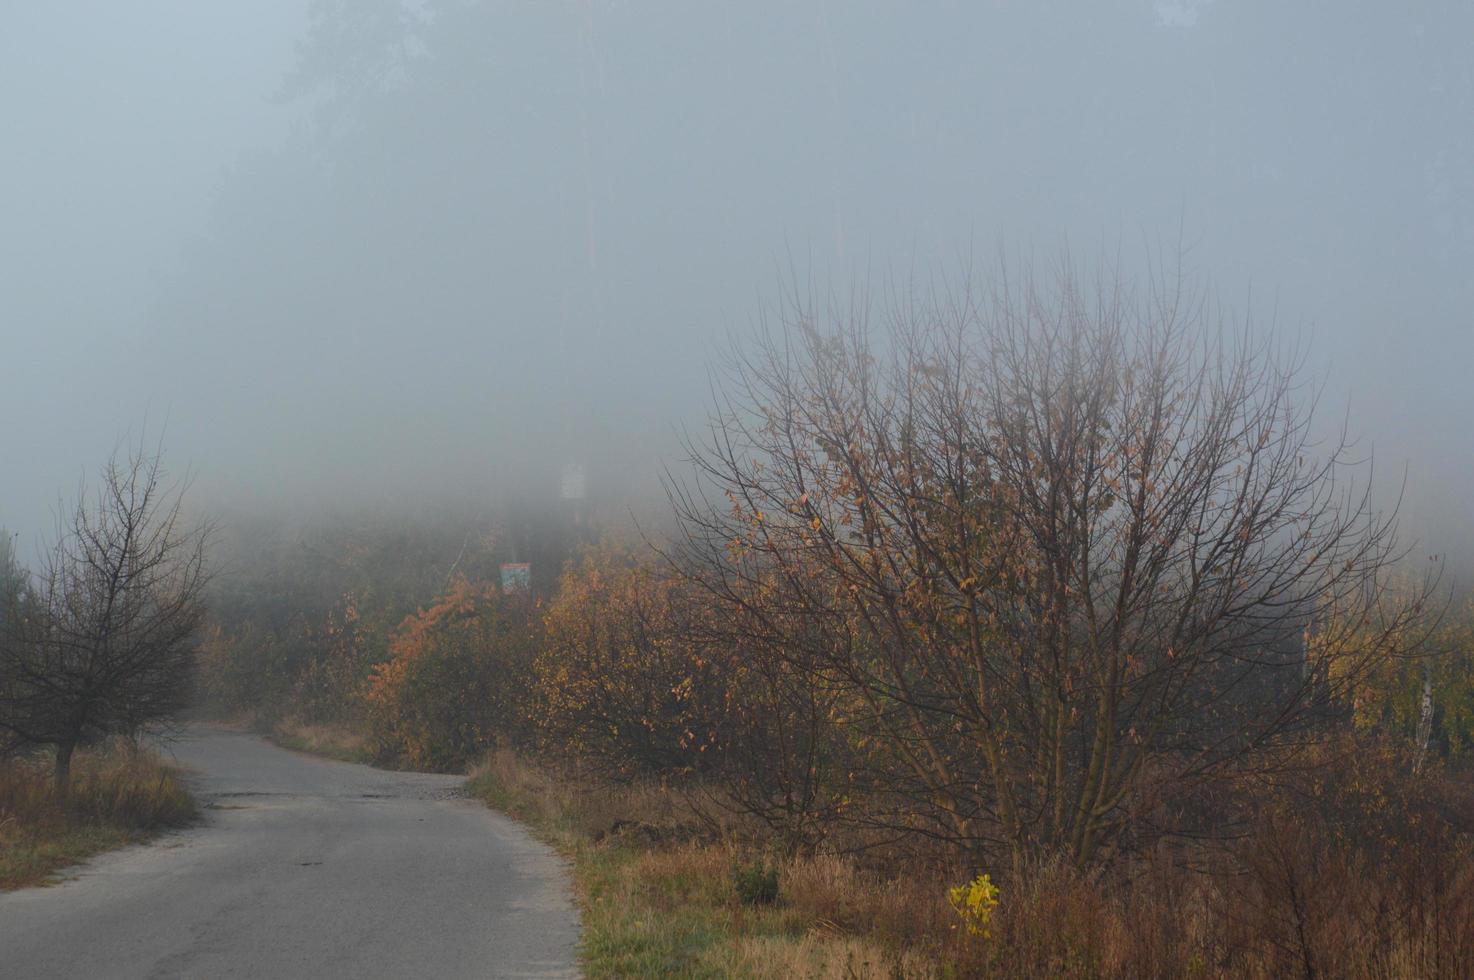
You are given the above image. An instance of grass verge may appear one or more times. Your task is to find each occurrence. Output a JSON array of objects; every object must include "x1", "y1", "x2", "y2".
[
  {"x1": 0, "y1": 742, "x2": 197, "y2": 890},
  {"x1": 266, "y1": 721, "x2": 374, "y2": 765},
  {"x1": 466, "y1": 750, "x2": 944, "y2": 979}
]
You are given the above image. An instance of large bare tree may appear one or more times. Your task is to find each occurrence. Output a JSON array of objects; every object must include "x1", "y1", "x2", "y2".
[
  {"x1": 670, "y1": 259, "x2": 1435, "y2": 864},
  {"x1": 0, "y1": 441, "x2": 210, "y2": 794}
]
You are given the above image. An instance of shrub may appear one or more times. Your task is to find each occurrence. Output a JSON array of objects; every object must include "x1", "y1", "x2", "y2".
[
  {"x1": 733, "y1": 858, "x2": 780, "y2": 906},
  {"x1": 538, "y1": 543, "x2": 719, "y2": 779},
  {"x1": 363, "y1": 576, "x2": 535, "y2": 769},
  {"x1": 948, "y1": 873, "x2": 1000, "y2": 938},
  {"x1": 539, "y1": 541, "x2": 852, "y2": 849}
]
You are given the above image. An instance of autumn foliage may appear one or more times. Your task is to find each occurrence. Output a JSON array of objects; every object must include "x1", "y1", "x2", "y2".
[
  {"x1": 365, "y1": 576, "x2": 535, "y2": 770},
  {"x1": 538, "y1": 546, "x2": 718, "y2": 777},
  {"x1": 539, "y1": 543, "x2": 850, "y2": 846},
  {"x1": 669, "y1": 264, "x2": 1434, "y2": 865},
  {"x1": 190, "y1": 261, "x2": 1474, "y2": 976}
]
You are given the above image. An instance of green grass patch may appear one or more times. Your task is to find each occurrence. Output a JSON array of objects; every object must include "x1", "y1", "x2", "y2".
[{"x1": 0, "y1": 825, "x2": 137, "y2": 890}]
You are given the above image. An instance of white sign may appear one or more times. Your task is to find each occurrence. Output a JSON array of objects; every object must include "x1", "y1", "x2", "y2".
[{"x1": 560, "y1": 462, "x2": 586, "y2": 501}]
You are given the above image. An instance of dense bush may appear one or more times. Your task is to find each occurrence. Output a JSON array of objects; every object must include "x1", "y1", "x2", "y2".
[
  {"x1": 539, "y1": 542, "x2": 852, "y2": 847},
  {"x1": 538, "y1": 544, "x2": 721, "y2": 778},
  {"x1": 288, "y1": 596, "x2": 377, "y2": 728},
  {"x1": 364, "y1": 577, "x2": 536, "y2": 769}
]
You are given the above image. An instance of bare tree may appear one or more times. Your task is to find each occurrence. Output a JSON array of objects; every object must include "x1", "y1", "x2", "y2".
[
  {"x1": 669, "y1": 258, "x2": 1435, "y2": 865},
  {"x1": 0, "y1": 440, "x2": 211, "y2": 795}
]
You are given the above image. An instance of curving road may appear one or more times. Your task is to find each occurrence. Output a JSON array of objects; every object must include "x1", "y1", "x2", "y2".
[{"x1": 0, "y1": 728, "x2": 579, "y2": 979}]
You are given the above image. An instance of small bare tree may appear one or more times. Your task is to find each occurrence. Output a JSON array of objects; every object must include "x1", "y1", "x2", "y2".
[
  {"x1": 0, "y1": 440, "x2": 210, "y2": 795},
  {"x1": 670, "y1": 257, "x2": 1435, "y2": 864}
]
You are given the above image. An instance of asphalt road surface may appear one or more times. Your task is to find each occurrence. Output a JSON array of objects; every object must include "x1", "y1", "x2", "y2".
[{"x1": 0, "y1": 728, "x2": 579, "y2": 979}]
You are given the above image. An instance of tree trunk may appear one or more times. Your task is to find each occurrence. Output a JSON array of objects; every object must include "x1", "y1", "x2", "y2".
[
  {"x1": 1414, "y1": 666, "x2": 1435, "y2": 774},
  {"x1": 54, "y1": 740, "x2": 75, "y2": 801}
]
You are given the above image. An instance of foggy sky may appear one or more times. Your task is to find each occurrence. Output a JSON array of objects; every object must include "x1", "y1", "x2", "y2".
[{"x1": 3, "y1": 1, "x2": 1472, "y2": 566}]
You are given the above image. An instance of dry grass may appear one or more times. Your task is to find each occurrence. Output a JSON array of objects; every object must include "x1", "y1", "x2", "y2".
[
  {"x1": 0, "y1": 740, "x2": 197, "y2": 890},
  {"x1": 269, "y1": 720, "x2": 373, "y2": 765},
  {"x1": 468, "y1": 750, "x2": 953, "y2": 978},
  {"x1": 466, "y1": 748, "x2": 1474, "y2": 980},
  {"x1": 250, "y1": 721, "x2": 1474, "y2": 978}
]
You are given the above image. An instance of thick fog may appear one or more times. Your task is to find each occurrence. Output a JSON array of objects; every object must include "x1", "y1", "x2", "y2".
[{"x1": 3, "y1": 1, "x2": 1471, "y2": 565}]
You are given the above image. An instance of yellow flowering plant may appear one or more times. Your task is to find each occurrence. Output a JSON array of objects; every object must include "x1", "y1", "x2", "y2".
[{"x1": 948, "y1": 873, "x2": 1001, "y2": 938}]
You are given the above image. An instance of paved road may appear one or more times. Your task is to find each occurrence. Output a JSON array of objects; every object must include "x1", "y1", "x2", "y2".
[{"x1": 0, "y1": 728, "x2": 579, "y2": 979}]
